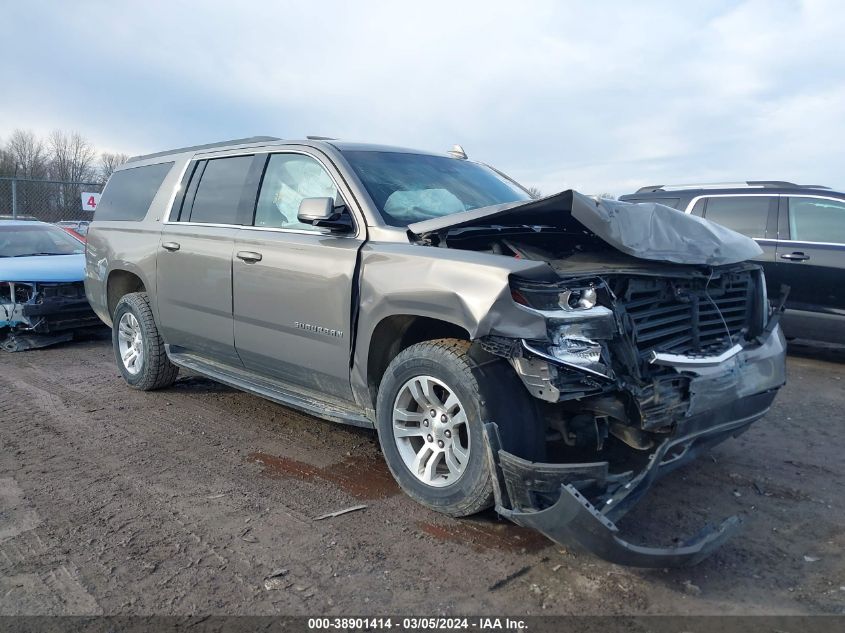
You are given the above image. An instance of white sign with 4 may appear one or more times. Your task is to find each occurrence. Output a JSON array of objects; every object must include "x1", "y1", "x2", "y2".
[{"x1": 81, "y1": 192, "x2": 101, "y2": 212}]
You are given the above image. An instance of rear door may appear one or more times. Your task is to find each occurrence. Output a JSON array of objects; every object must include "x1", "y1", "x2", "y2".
[
  {"x1": 773, "y1": 195, "x2": 845, "y2": 341},
  {"x1": 156, "y1": 154, "x2": 261, "y2": 364},
  {"x1": 232, "y1": 150, "x2": 364, "y2": 399}
]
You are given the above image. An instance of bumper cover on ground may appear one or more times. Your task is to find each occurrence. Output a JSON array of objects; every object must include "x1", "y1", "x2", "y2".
[
  {"x1": 505, "y1": 483, "x2": 742, "y2": 568},
  {"x1": 486, "y1": 400, "x2": 769, "y2": 567},
  {"x1": 484, "y1": 329, "x2": 786, "y2": 567}
]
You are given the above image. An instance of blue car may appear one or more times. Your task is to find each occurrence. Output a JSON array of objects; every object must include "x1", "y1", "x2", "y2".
[{"x1": 1, "y1": 220, "x2": 100, "y2": 351}]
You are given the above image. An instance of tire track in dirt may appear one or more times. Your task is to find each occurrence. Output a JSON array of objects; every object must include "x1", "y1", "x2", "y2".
[{"x1": 2, "y1": 338, "x2": 843, "y2": 614}]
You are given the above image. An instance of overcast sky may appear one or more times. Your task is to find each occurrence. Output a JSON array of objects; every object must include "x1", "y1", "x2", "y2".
[{"x1": 1, "y1": 0, "x2": 843, "y2": 194}]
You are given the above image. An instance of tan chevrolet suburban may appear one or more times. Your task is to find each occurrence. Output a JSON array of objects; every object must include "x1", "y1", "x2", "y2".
[{"x1": 84, "y1": 136, "x2": 787, "y2": 566}]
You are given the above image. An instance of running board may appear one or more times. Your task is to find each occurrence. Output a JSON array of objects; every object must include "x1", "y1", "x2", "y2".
[{"x1": 166, "y1": 349, "x2": 374, "y2": 429}]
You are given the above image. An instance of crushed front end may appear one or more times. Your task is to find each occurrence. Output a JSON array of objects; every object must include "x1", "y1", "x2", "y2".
[
  {"x1": 481, "y1": 263, "x2": 787, "y2": 566},
  {"x1": 1, "y1": 281, "x2": 101, "y2": 351}
]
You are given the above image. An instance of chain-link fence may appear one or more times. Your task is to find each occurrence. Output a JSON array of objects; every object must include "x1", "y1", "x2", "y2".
[{"x1": 0, "y1": 176, "x2": 104, "y2": 224}]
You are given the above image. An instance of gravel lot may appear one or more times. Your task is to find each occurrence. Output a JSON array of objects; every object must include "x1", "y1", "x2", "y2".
[{"x1": 0, "y1": 331, "x2": 843, "y2": 616}]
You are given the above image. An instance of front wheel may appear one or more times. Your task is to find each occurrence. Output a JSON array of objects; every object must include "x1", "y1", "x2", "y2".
[{"x1": 376, "y1": 338, "x2": 546, "y2": 517}]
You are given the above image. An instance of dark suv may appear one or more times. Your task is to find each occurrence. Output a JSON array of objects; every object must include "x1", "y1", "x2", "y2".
[{"x1": 621, "y1": 182, "x2": 845, "y2": 345}]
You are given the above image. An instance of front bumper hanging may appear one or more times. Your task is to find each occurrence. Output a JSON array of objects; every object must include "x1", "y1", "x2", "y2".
[{"x1": 483, "y1": 396, "x2": 773, "y2": 567}]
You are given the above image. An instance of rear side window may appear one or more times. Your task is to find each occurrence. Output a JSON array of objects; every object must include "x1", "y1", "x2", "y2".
[
  {"x1": 788, "y1": 197, "x2": 845, "y2": 244},
  {"x1": 703, "y1": 197, "x2": 772, "y2": 238},
  {"x1": 187, "y1": 156, "x2": 254, "y2": 224},
  {"x1": 95, "y1": 162, "x2": 174, "y2": 221}
]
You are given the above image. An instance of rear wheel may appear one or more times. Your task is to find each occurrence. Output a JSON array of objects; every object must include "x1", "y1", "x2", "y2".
[
  {"x1": 112, "y1": 292, "x2": 179, "y2": 390},
  {"x1": 376, "y1": 338, "x2": 545, "y2": 517}
]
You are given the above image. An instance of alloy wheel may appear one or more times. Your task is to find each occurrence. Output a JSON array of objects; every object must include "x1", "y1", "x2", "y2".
[
  {"x1": 117, "y1": 312, "x2": 144, "y2": 375},
  {"x1": 391, "y1": 375, "x2": 471, "y2": 487}
]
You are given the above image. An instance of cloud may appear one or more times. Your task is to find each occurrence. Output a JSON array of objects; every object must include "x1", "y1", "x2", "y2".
[{"x1": 1, "y1": 0, "x2": 843, "y2": 194}]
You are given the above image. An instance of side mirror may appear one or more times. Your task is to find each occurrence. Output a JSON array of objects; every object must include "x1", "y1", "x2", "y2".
[{"x1": 297, "y1": 197, "x2": 353, "y2": 233}]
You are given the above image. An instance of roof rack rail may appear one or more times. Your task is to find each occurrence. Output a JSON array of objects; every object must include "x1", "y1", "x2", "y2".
[
  {"x1": 306, "y1": 135, "x2": 337, "y2": 140},
  {"x1": 636, "y1": 181, "x2": 830, "y2": 194},
  {"x1": 746, "y1": 180, "x2": 830, "y2": 189},
  {"x1": 127, "y1": 136, "x2": 281, "y2": 163},
  {"x1": 746, "y1": 180, "x2": 801, "y2": 188}
]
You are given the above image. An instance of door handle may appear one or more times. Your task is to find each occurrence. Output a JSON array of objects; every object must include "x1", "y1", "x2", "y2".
[
  {"x1": 236, "y1": 250, "x2": 263, "y2": 263},
  {"x1": 780, "y1": 252, "x2": 810, "y2": 261},
  {"x1": 162, "y1": 241, "x2": 181, "y2": 252}
]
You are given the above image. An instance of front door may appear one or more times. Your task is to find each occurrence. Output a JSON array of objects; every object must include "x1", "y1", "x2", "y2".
[
  {"x1": 233, "y1": 151, "x2": 364, "y2": 399},
  {"x1": 774, "y1": 195, "x2": 845, "y2": 342}
]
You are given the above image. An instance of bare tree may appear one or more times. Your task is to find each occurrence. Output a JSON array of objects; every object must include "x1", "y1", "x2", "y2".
[
  {"x1": 526, "y1": 185, "x2": 543, "y2": 199},
  {"x1": 48, "y1": 130, "x2": 97, "y2": 183},
  {"x1": 99, "y1": 151, "x2": 129, "y2": 183},
  {"x1": 5, "y1": 129, "x2": 48, "y2": 178},
  {"x1": 0, "y1": 143, "x2": 17, "y2": 177}
]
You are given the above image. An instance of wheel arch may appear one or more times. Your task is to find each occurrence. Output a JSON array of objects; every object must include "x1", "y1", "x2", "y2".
[
  {"x1": 365, "y1": 314, "x2": 471, "y2": 408},
  {"x1": 106, "y1": 268, "x2": 147, "y2": 322}
]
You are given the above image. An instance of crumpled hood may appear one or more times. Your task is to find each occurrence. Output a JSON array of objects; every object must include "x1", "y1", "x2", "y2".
[
  {"x1": 408, "y1": 190, "x2": 762, "y2": 266},
  {"x1": 0, "y1": 254, "x2": 86, "y2": 283}
]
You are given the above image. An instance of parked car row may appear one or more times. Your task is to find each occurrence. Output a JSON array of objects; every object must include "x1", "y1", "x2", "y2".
[{"x1": 2, "y1": 137, "x2": 841, "y2": 568}]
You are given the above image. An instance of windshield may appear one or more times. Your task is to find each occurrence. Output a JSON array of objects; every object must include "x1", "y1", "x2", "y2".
[
  {"x1": 342, "y1": 150, "x2": 531, "y2": 226},
  {"x1": 0, "y1": 223, "x2": 85, "y2": 257}
]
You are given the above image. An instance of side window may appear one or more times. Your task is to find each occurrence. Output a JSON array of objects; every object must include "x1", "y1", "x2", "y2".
[
  {"x1": 254, "y1": 154, "x2": 340, "y2": 231},
  {"x1": 186, "y1": 155, "x2": 254, "y2": 224},
  {"x1": 788, "y1": 197, "x2": 845, "y2": 244},
  {"x1": 95, "y1": 162, "x2": 174, "y2": 221},
  {"x1": 702, "y1": 197, "x2": 772, "y2": 238}
]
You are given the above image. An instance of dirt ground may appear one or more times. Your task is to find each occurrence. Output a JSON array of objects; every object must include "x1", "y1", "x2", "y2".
[{"x1": 0, "y1": 331, "x2": 843, "y2": 616}]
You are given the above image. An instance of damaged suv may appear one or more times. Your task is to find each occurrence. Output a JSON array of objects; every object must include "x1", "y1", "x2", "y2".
[{"x1": 85, "y1": 137, "x2": 787, "y2": 567}]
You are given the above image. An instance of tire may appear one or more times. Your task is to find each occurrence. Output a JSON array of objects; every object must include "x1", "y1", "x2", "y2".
[
  {"x1": 112, "y1": 292, "x2": 179, "y2": 391},
  {"x1": 375, "y1": 338, "x2": 545, "y2": 517}
]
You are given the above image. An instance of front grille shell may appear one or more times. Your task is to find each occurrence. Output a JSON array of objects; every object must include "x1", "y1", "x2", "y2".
[{"x1": 614, "y1": 269, "x2": 758, "y2": 366}]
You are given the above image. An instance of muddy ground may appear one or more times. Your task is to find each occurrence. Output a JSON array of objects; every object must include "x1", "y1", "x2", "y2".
[{"x1": 0, "y1": 332, "x2": 843, "y2": 616}]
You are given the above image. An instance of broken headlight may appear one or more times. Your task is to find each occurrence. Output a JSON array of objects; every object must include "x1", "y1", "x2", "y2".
[
  {"x1": 549, "y1": 334, "x2": 603, "y2": 366},
  {"x1": 544, "y1": 326, "x2": 613, "y2": 378},
  {"x1": 559, "y1": 287, "x2": 597, "y2": 311}
]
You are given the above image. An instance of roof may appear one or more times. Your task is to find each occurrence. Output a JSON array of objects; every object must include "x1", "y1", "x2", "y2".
[
  {"x1": 127, "y1": 136, "x2": 282, "y2": 163},
  {"x1": 125, "y1": 136, "x2": 456, "y2": 167}
]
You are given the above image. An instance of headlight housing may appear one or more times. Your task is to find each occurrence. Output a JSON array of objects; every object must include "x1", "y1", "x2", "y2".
[
  {"x1": 511, "y1": 277, "x2": 617, "y2": 379},
  {"x1": 511, "y1": 278, "x2": 602, "y2": 312}
]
